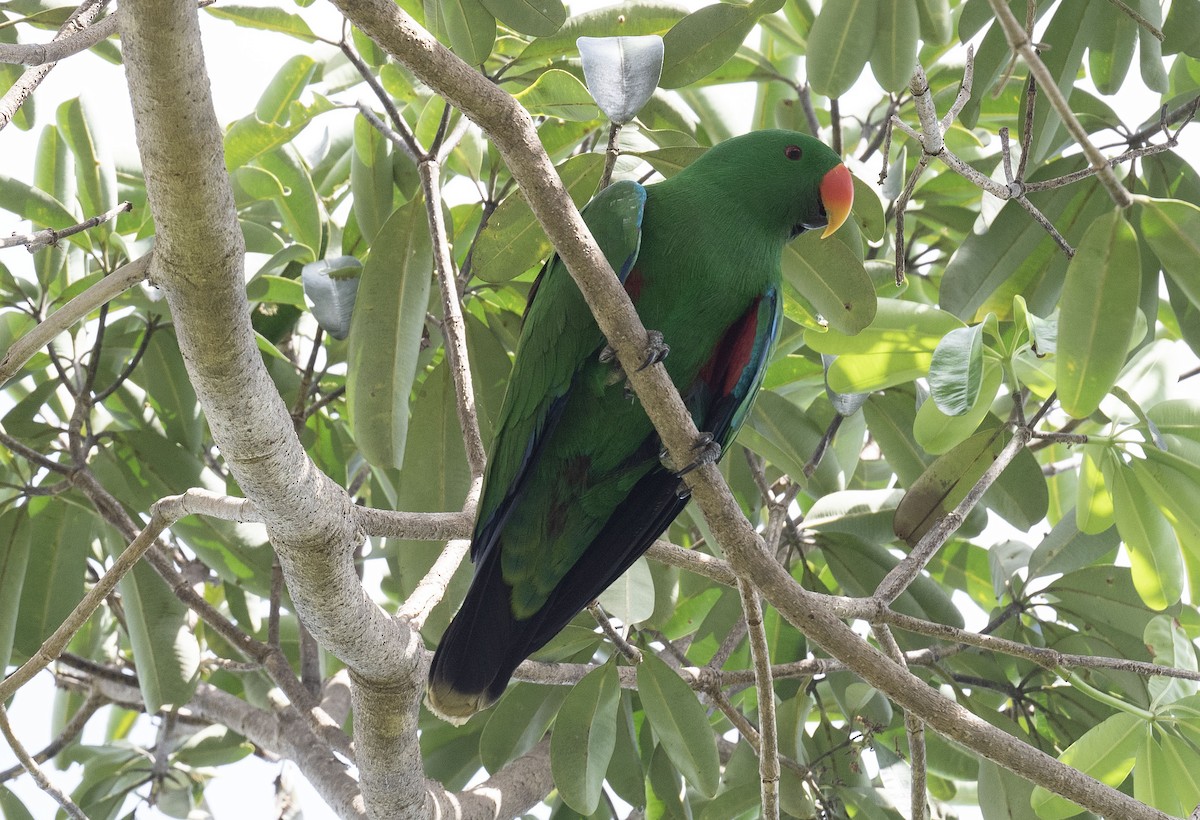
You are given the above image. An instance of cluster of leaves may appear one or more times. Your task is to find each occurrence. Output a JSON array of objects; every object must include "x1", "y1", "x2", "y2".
[{"x1": 1, "y1": 0, "x2": 1200, "y2": 816}]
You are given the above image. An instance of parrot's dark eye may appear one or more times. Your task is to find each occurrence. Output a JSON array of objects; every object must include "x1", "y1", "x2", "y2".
[{"x1": 784, "y1": 145, "x2": 803, "y2": 160}]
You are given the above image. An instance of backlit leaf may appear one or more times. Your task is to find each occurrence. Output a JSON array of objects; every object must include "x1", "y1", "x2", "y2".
[
  {"x1": 1056, "y1": 209, "x2": 1141, "y2": 419},
  {"x1": 551, "y1": 662, "x2": 620, "y2": 814},
  {"x1": 638, "y1": 652, "x2": 720, "y2": 796}
]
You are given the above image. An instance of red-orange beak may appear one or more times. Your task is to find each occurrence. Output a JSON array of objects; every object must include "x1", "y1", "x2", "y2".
[{"x1": 819, "y1": 164, "x2": 854, "y2": 239}]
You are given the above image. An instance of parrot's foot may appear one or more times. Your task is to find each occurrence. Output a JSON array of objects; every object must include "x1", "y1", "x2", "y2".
[
  {"x1": 636, "y1": 330, "x2": 670, "y2": 372},
  {"x1": 597, "y1": 330, "x2": 670, "y2": 372},
  {"x1": 659, "y1": 433, "x2": 723, "y2": 477}
]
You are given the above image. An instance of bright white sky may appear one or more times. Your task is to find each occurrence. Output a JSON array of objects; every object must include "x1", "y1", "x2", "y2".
[{"x1": 2, "y1": 1, "x2": 1197, "y2": 818}]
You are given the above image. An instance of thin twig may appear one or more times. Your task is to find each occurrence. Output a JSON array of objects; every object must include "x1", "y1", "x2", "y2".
[
  {"x1": 420, "y1": 158, "x2": 487, "y2": 480},
  {"x1": 598, "y1": 122, "x2": 621, "y2": 190},
  {"x1": 738, "y1": 578, "x2": 779, "y2": 820},
  {"x1": 0, "y1": 705, "x2": 87, "y2": 819},
  {"x1": 0, "y1": 0, "x2": 109, "y2": 132},
  {"x1": 341, "y1": 42, "x2": 422, "y2": 161},
  {"x1": 0, "y1": 693, "x2": 104, "y2": 783},
  {"x1": 587, "y1": 603, "x2": 643, "y2": 663},
  {"x1": 1104, "y1": 0, "x2": 1164, "y2": 40},
  {"x1": 987, "y1": 0, "x2": 1131, "y2": 207},
  {"x1": 1, "y1": 201, "x2": 132, "y2": 251},
  {"x1": 875, "y1": 625, "x2": 927, "y2": 820}
]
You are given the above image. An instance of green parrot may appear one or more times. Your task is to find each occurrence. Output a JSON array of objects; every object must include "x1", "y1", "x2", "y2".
[{"x1": 427, "y1": 129, "x2": 853, "y2": 721}]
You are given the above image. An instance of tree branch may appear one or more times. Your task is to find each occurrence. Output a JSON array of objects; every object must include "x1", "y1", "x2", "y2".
[
  {"x1": 0, "y1": 201, "x2": 131, "y2": 251},
  {"x1": 986, "y1": 0, "x2": 1132, "y2": 207},
  {"x1": 0, "y1": 254, "x2": 151, "y2": 387},
  {"x1": 0, "y1": 704, "x2": 87, "y2": 819}
]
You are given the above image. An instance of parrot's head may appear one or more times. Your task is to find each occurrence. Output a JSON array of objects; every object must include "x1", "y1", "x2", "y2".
[{"x1": 686, "y1": 129, "x2": 854, "y2": 242}]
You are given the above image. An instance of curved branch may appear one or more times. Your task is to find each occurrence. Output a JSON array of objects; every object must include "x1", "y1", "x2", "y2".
[
  {"x1": 0, "y1": 9, "x2": 119, "y2": 66},
  {"x1": 0, "y1": 254, "x2": 151, "y2": 388}
]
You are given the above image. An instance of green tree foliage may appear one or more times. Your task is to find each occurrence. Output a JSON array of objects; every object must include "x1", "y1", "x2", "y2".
[{"x1": 1, "y1": 0, "x2": 1199, "y2": 817}]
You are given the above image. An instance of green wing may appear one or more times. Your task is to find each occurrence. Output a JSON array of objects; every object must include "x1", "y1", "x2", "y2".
[{"x1": 472, "y1": 179, "x2": 646, "y2": 561}]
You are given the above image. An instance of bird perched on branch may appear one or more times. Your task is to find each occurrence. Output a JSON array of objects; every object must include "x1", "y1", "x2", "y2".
[{"x1": 427, "y1": 129, "x2": 854, "y2": 721}]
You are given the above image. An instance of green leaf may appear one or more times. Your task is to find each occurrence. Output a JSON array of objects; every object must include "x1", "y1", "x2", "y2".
[
  {"x1": 346, "y1": 197, "x2": 433, "y2": 470},
  {"x1": 914, "y1": 0, "x2": 951, "y2": 44},
  {"x1": 940, "y1": 158, "x2": 1108, "y2": 323},
  {"x1": 14, "y1": 502, "x2": 94, "y2": 660},
  {"x1": 471, "y1": 153, "x2": 604, "y2": 283},
  {"x1": 0, "y1": 507, "x2": 32, "y2": 672},
  {"x1": 978, "y1": 759, "x2": 1035, "y2": 820},
  {"x1": 1109, "y1": 460, "x2": 1183, "y2": 611},
  {"x1": 638, "y1": 652, "x2": 720, "y2": 797},
  {"x1": 550, "y1": 662, "x2": 620, "y2": 814},
  {"x1": 0, "y1": 175, "x2": 91, "y2": 252},
  {"x1": 255, "y1": 55, "x2": 317, "y2": 125},
  {"x1": 660, "y1": 3, "x2": 756, "y2": 89},
  {"x1": 783, "y1": 229, "x2": 876, "y2": 337},
  {"x1": 928, "y1": 324, "x2": 985, "y2": 416},
  {"x1": 1163, "y1": 0, "x2": 1200, "y2": 56},
  {"x1": 256, "y1": 148, "x2": 322, "y2": 261},
  {"x1": 204, "y1": 4, "x2": 317, "y2": 40},
  {"x1": 139, "y1": 332, "x2": 203, "y2": 453},
  {"x1": 480, "y1": 0, "x2": 565, "y2": 36},
  {"x1": 1056, "y1": 209, "x2": 1141, "y2": 419},
  {"x1": 1027, "y1": 512, "x2": 1120, "y2": 580},
  {"x1": 742, "y1": 391, "x2": 842, "y2": 494},
  {"x1": 806, "y1": 0, "x2": 878, "y2": 98},
  {"x1": 103, "y1": 532, "x2": 200, "y2": 712},
  {"x1": 869, "y1": 0, "x2": 918, "y2": 93},
  {"x1": 1031, "y1": 712, "x2": 1146, "y2": 819},
  {"x1": 519, "y1": 3, "x2": 686, "y2": 61},
  {"x1": 914, "y1": 361, "x2": 1002, "y2": 454},
  {"x1": 1144, "y1": 615, "x2": 1198, "y2": 708},
  {"x1": 513, "y1": 69, "x2": 600, "y2": 121},
  {"x1": 480, "y1": 683, "x2": 569, "y2": 772},
  {"x1": 56, "y1": 98, "x2": 113, "y2": 231},
  {"x1": 351, "y1": 113, "x2": 396, "y2": 244},
  {"x1": 1149, "y1": 729, "x2": 1200, "y2": 813},
  {"x1": 441, "y1": 0, "x2": 496, "y2": 65},
  {"x1": 1076, "y1": 444, "x2": 1116, "y2": 535},
  {"x1": 851, "y1": 174, "x2": 885, "y2": 242},
  {"x1": 595, "y1": 556, "x2": 654, "y2": 625},
  {"x1": 893, "y1": 426, "x2": 1006, "y2": 547},
  {"x1": 1136, "y1": 0, "x2": 1169, "y2": 92},
  {"x1": 389, "y1": 361, "x2": 473, "y2": 639},
  {"x1": 1088, "y1": 7, "x2": 1136, "y2": 95},
  {"x1": 0, "y1": 785, "x2": 35, "y2": 820},
  {"x1": 246, "y1": 274, "x2": 307, "y2": 308},
  {"x1": 223, "y1": 96, "x2": 336, "y2": 171},
  {"x1": 807, "y1": 300, "x2": 964, "y2": 393},
  {"x1": 1139, "y1": 197, "x2": 1200, "y2": 306}
]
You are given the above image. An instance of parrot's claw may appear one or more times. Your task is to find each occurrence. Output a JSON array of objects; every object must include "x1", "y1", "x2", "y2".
[
  {"x1": 659, "y1": 433, "x2": 722, "y2": 477},
  {"x1": 636, "y1": 331, "x2": 670, "y2": 372},
  {"x1": 599, "y1": 330, "x2": 669, "y2": 373}
]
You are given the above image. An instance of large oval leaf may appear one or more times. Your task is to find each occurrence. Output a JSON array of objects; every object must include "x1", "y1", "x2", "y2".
[
  {"x1": 638, "y1": 652, "x2": 720, "y2": 797},
  {"x1": 807, "y1": 300, "x2": 963, "y2": 393},
  {"x1": 480, "y1": 0, "x2": 565, "y2": 36},
  {"x1": 550, "y1": 662, "x2": 620, "y2": 814},
  {"x1": 659, "y1": 2, "x2": 756, "y2": 89},
  {"x1": 783, "y1": 229, "x2": 876, "y2": 337},
  {"x1": 1139, "y1": 197, "x2": 1200, "y2": 306},
  {"x1": 471, "y1": 153, "x2": 604, "y2": 282},
  {"x1": 346, "y1": 197, "x2": 433, "y2": 470},
  {"x1": 806, "y1": 0, "x2": 878, "y2": 98},
  {"x1": 1030, "y1": 712, "x2": 1147, "y2": 819},
  {"x1": 893, "y1": 426, "x2": 1006, "y2": 547},
  {"x1": 1056, "y1": 209, "x2": 1140, "y2": 419},
  {"x1": 1109, "y1": 460, "x2": 1183, "y2": 611},
  {"x1": 441, "y1": 0, "x2": 496, "y2": 65},
  {"x1": 513, "y1": 69, "x2": 600, "y2": 122},
  {"x1": 869, "y1": 0, "x2": 918, "y2": 93}
]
